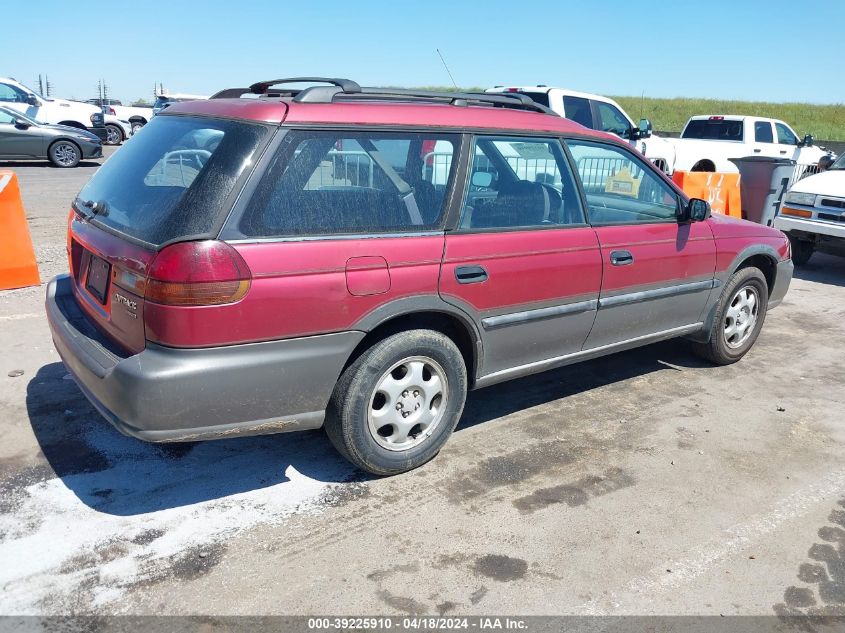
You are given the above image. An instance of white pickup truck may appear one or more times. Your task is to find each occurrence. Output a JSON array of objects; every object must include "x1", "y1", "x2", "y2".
[
  {"x1": 486, "y1": 86, "x2": 677, "y2": 173},
  {"x1": 86, "y1": 99, "x2": 155, "y2": 135},
  {"x1": 666, "y1": 115, "x2": 831, "y2": 176}
]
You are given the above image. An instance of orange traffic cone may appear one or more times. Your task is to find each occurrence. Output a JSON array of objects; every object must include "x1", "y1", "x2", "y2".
[{"x1": 0, "y1": 170, "x2": 41, "y2": 290}]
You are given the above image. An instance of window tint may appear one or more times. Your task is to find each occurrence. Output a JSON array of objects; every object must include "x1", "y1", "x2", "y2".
[
  {"x1": 76, "y1": 116, "x2": 268, "y2": 246},
  {"x1": 754, "y1": 121, "x2": 774, "y2": 143},
  {"x1": 563, "y1": 96, "x2": 593, "y2": 128},
  {"x1": 595, "y1": 102, "x2": 631, "y2": 138},
  {"x1": 0, "y1": 83, "x2": 27, "y2": 103},
  {"x1": 775, "y1": 123, "x2": 798, "y2": 145},
  {"x1": 238, "y1": 131, "x2": 458, "y2": 237},
  {"x1": 459, "y1": 136, "x2": 584, "y2": 229},
  {"x1": 682, "y1": 119, "x2": 743, "y2": 141},
  {"x1": 567, "y1": 140, "x2": 678, "y2": 225}
]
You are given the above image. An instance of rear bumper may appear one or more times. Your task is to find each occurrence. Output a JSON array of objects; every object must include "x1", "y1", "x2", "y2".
[
  {"x1": 46, "y1": 274, "x2": 364, "y2": 442},
  {"x1": 768, "y1": 258, "x2": 793, "y2": 309},
  {"x1": 775, "y1": 215, "x2": 845, "y2": 240}
]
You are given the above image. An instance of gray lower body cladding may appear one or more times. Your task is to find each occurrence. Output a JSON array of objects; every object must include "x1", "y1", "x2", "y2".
[{"x1": 46, "y1": 275, "x2": 364, "y2": 442}]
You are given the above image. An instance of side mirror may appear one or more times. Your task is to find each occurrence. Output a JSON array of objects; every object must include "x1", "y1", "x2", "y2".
[
  {"x1": 25, "y1": 94, "x2": 41, "y2": 107},
  {"x1": 679, "y1": 198, "x2": 711, "y2": 223},
  {"x1": 800, "y1": 134, "x2": 814, "y2": 147},
  {"x1": 637, "y1": 118, "x2": 653, "y2": 139},
  {"x1": 471, "y1": 171, "x2": 493, "y2": 188},
  {"x1": 818, "y1": 155, "x2": 834, "y2": 171},
  {"x1": 13, "y1": 118, "x2": 30, "y2": 130}
]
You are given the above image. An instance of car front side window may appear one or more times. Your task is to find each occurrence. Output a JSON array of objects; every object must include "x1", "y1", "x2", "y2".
[
  {"x1": 0, "y1": 83, "x2": 27, "y2": 103},
  {"x1": 566, "y1": 139, "x2": 679, "y2": 225},
  {"x1": 775, "y1": 123, "x2": 798, "y2": 145},
  {"x1": 596, "y1": 102, "x2": 631, "y2": 138}
]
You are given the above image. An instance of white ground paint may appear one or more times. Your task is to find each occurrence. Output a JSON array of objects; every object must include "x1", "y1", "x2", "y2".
[
  {"x1": 0, "y1": 415, "x2": 358, "y2": 614},
  {"x1": 574, "y1": 468, "x2": 845, "y2": 614}
]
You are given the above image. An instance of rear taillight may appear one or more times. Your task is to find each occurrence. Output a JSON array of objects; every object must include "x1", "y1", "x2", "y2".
[
  {"x1": 108, "y1": 107, "x2": 116, "y2": 115},
  {"x1": 144, "y1": 241, "x2": 251, "y2": 306}
]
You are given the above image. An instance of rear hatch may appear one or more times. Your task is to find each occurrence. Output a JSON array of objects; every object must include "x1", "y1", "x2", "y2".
[{"x1": 68, "y1": 112, "x2": 274, "y2": 353}]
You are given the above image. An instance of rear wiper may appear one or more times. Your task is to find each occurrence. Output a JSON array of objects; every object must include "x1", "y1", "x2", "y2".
[{"x1": 80, "y1": 199, "x2": 109, "y2": 217}]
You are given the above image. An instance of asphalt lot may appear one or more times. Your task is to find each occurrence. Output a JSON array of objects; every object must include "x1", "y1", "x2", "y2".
[{"x1": 1, "y1": 147, "x2": 845, "y2": 617}]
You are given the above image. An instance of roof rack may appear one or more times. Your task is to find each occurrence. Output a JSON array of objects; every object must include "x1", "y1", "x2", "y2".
[{"x1": 210, "y1": 77, "x2": 558, "y2": 116}]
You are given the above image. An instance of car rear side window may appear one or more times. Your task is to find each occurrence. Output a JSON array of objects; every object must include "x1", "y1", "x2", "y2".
[
  {"x1": 459, "y1": 136, "x2": 585, "y2": 230},
  {"x1": 563, "y1": 96, "x2": 593, "y2": 128},
  {"x1": 755, "y1": 121, "x2": 774, "y2": 143},
  {"x1": 75, "y1": 115, "x2": 269, "y2": 246},
  {"x1": 236, "y1": 130, "x2": 458, "y2": 237}
]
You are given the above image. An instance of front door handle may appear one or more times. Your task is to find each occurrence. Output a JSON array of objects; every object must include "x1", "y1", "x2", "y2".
[
  {"x1": 779, "y1": 150, "x2": 787, "y2": 154},
  {"x1": 610, "y1": 250, "x2": 634, "y2": 266},
  {"x1": 455, "y1": 265, "x2": 488, "y2": 284},
  {"x1": 753, "y1": 148, "x2": 762, "y2": 153}
]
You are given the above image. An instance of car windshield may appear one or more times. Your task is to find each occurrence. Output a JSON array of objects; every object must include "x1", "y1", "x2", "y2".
[
  {"x1": 682, "y1": 119, "x2": 743, "y2": 141},
  {"x1": 75, "y1": 115, "x2": 269, "y2": 246},
  {"x1": 830, "y1": 154, "x2": 845, "y2": 170},
  {"x1": 0, "y1": 108, "x2": 40, "y2": 125}
]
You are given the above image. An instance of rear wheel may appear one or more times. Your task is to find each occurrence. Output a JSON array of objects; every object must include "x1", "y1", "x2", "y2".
[
  {"x1": 48, "y1": 140, "x2": 81, "y2": 168},
  {"x1": 324, "y1": 329, "x2": 467, "y2": 476},
  {"x1": 788, "y1": 234, "x2": 814, "y2": 267},
  {"x1": 130, "y1": 121, "x2": 145, "y2": 135},
  {"x1": 692, "y1": 267, "x2": 768, "y2": 365},
  {"x1": 105, "y1": 124, "x2": 123, "y2": 145}
]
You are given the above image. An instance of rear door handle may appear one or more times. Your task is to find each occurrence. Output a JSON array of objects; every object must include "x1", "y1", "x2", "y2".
[
  {"x1": 753, "y1": 148, "x2": 762, "y2": 153},
  {"x1": 610, "y1": 250, "x2": 634, "y2": 266},
  {"x1": 455, "y1": 265, "x2": 488, "y2": 284},
  {"x1": 779, "y1": 150, "x2": 787, "y2": 154}
]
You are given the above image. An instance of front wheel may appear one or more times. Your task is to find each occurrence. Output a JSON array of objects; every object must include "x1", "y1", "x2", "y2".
[
  {"x1": 130, "y1": 121, "x2": 144, "y2": 135},
  {"x1": 48, "y1": 141, "x2": 81, "y2": 168},
  {"x1": 691, "y1": 267, "x2": 769, "y2": 365},
  {"x1": 324, "y1": 329, "x2": 468, "y2": 476},
  {"x1": 788, "y1": 235, "x2": 814, "y2": 267}
]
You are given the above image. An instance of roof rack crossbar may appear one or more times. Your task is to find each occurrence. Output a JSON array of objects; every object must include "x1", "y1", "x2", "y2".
[{"x1": 250, "y1": 77, "x2": 361, "y2": 95}]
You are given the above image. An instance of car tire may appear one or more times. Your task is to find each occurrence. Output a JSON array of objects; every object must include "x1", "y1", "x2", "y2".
[
  {"x1": 691, "y1": 267, "x2": 769, "y2": 366},
  {"x1": 324, "y1": 329, "x2": 468, "y2": 476},
  {"x1": 788, "y1": 235, "x2": 814, "y2": 267},
  {"x1": 48, "y1": 141, "x2": 81, "y2": 168},
  {"x1": 105, "y1": 124, "x2": 123, "y2": 145},
  {"x1": 130, "y1": 121, "x2": 144, "y2": 135}
]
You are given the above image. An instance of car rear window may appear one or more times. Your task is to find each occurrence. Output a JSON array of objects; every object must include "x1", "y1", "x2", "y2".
[
  {"x1": 231, "y1": 130, "x2": 459, "y2": 238},
  {"x1": 682, "y1": 119, "x2": 743, "y2": 141},
  {"x1": 75, "y1": 115, "x2": 269, "y2": 246},
  {"x1": 514, "y1": 91, "x2": 550, "y2": 108}
]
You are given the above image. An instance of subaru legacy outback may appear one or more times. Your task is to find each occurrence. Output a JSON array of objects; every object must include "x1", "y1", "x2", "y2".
[{"x1": 46, "y1": 77, "x2": 793, "y2": 475}]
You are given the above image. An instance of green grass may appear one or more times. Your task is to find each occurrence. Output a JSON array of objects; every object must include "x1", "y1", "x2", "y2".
[
  {"x1": 610, "y1": 96, "x2": 845, "y2": 141},
  {"x1": 409, "y1": 87, "x2": 845, "y2": 141}
]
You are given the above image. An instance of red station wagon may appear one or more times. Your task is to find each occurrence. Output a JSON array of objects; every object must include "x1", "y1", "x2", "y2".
[{"x1": 46, "y1": 78, "x2": 793, "y2": 475}]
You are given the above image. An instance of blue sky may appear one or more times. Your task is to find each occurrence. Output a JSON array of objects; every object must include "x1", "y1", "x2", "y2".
[{"x1": 7, "y1": 0, "x2": 844, "y2": 104}]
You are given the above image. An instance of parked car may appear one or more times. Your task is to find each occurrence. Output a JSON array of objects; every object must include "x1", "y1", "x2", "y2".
[
  {"x1": 775, "y1": 152, "x2": 845, "y2": 266},
  {"x1": 666, "y1": 115, "x2": 832, "y2": 175},
  {"x1": 87, "y1": 98, "x2": 155, "y2": 135},
  {"x1": 103, "y1": 114, "x2": 132, "y2": 145},
  {"x1": 0, "y1": 105, "x2": 102, "y2": 167},
  {"x1": 152, "y1": 92, "x2": 208, "y2": 115},
  {"x1": 486, "y1": 85, "x2": 676, "y2": 173},
  {"x1": 0, "y1": 77, "x2": 107, "y2": 142},
  {"x1": 46, "y1": 78, "x2": 793, "y2": 476}
]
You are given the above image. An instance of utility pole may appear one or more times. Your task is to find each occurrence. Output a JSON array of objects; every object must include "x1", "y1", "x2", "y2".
[{"x1": 45, "y1": 76, "x2": 52, "y2": 97}]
